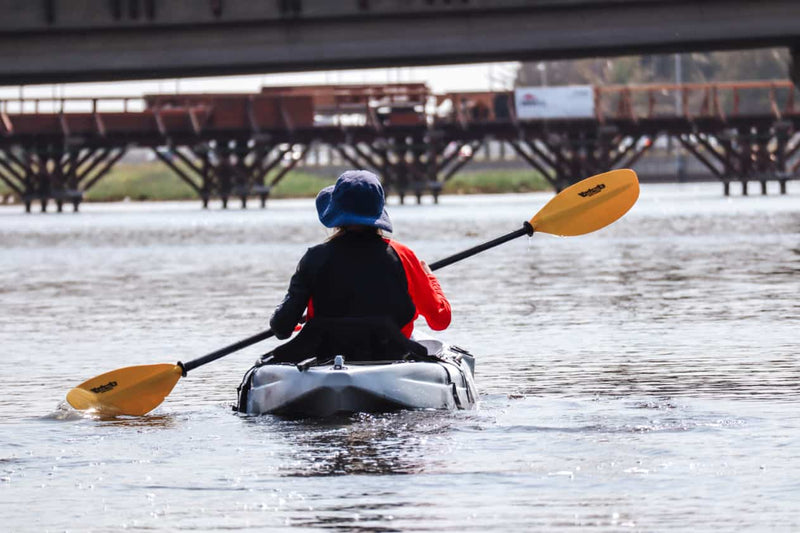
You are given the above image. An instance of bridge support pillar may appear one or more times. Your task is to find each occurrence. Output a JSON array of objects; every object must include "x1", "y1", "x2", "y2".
[
  {"x1": 678, "y1": 121, "x2": 797, "y2": 196},
  {"x1": 0, "y1": 145, "x2": 123, "y2": 213},
  {"x1": 505, "y1": 126, "x2": 653, "y2": 193},
  {"x1": 154, "y1": 140, "x2": 307, "y2": 209},
  {"x1": 332, "y1": 133, "x2": 460, "y2": 204}
]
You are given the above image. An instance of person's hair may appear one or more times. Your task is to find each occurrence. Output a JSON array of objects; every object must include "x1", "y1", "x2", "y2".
[{"x1": 328, "y1": 225, "x2": 383, "y2": 241}]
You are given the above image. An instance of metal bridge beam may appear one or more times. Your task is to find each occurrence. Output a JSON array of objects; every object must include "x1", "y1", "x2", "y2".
[{"x1": 1, "y1": 0, "x2": 799, "y2": 84}]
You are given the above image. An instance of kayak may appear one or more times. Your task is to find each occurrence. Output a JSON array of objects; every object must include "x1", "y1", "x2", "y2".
[{"x1": 236, "y1": 337, "x2": 477, "y2": 417}]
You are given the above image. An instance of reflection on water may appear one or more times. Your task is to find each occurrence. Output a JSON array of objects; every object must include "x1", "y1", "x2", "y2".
[
  {"x1": 1, "y1": 183, "x2": 799, "y2": 531},
  {"x1": 260, "y1": 411, "x2": 456, "y2": 477},
  {"x1": 94, "y1": 413, "x2": 179, "y2": 429}
]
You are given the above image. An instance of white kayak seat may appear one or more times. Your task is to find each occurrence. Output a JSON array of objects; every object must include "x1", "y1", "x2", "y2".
[
  {"x1": 415, "y1": 338, "x2": 445, "y2": 356},
  {"x1": 412, "y1": 335, "x2": 476, "y2": 376}
]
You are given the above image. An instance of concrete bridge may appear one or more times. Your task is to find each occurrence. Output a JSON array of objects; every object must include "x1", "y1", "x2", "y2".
[{"x1": 1, "y1": 0, "x2": 800, "y2": 85}]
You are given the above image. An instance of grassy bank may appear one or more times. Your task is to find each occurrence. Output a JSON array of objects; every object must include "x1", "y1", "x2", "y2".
[
  {"x1": 0, "y1": 163, "x2": 549, "y2": 203},
  {"x1": 443, "y1": 170, "x2": 549, "y2": 194},
  {"x1": 84, "y1": 163, "x2": 339, "y2": 201},
  {"x1": 85, "y1": 163, "x2": 196, "y2": 201}
]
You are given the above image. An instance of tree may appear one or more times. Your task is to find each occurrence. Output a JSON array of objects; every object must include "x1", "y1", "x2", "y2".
[{"x1": 514, "y1": 48, "x2": 791, "y2": 87}]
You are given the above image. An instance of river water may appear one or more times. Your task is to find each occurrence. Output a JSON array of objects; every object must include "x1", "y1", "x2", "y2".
[{"x1": 1, "y1": 182, "x2": 799, "y2": 531}]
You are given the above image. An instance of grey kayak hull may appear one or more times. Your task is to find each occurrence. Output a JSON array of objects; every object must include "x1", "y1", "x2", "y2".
[{"x1": 238, "y1": 339, "x2": 477, "y2": 417}]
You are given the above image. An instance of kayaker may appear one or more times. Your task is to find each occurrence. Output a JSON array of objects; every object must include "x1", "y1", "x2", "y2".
[{"x1": 267, "y1": 170, "x2": 451, "y2": 362}]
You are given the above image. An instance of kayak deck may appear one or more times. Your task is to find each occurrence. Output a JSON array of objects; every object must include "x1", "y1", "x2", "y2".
[{"x1": 237, "y1": 339, "x2": 477, "y2": 417}]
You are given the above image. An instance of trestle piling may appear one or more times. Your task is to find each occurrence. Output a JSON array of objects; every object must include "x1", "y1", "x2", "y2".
[{"x1": 1, "y1": 81, "x2": 798, "y2": 212}]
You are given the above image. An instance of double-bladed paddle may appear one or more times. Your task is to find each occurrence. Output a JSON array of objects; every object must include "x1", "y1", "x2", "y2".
[{"x1": 66, "y1": 168, "x2": 639, "y2": 416}]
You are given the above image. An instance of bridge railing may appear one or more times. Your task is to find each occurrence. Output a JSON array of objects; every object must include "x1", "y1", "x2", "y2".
[
  {"x1": 595, "y1": 80, "x2": 799, "y2": 122},
  {"x1": 4, "y1": 80, "x2": 797, "y2": 135},
  {"x1": 0, "y1": 96, "x2": 151, "y2": 137},
  {"x1": 0, "y1": 93, "x2": 320, "y2": 137},
  {"x1": 0, "y1": 96, "x2": 147, "y2": 114},
  {"x1": 260, "y1": 83, "x2": 430, "y2": 127}
]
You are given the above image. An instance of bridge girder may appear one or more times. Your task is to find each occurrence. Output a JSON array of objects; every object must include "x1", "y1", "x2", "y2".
[
  {"x1": 1, "y1": 0, "x2": 800, "y2": 84},
  {"x1": 791, "y1": 47, "x2": 800, "y2": 90}
]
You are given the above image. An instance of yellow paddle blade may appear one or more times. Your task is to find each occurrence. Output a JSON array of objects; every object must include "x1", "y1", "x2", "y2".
[
  {"x1": 530, "y1": 169, "x2": 639, "y2": 236},
  {"x1": 66, "y1": 364, "x2": 183, "y2": 416}
]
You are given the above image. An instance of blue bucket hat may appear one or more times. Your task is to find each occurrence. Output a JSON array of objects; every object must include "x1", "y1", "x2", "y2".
[{"x1": 315, "y1": 170, "x2": 393, "y2": 232}]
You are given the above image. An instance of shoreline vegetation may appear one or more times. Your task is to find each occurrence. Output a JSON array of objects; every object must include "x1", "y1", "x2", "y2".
[{"x1": 0, "y1": 163, "x2": 551, "y2": 204}]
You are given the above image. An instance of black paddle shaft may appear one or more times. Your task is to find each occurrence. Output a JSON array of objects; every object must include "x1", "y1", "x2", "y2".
[
  {"x1": 428, "y1": 222, "x2": 533, "y2": 271},
  {"x1": 179, "y1": 221, "x2": 533, "y2": 374},
  {"x1": 179, "y1": 329, "x2": 276, "y2": 374}
]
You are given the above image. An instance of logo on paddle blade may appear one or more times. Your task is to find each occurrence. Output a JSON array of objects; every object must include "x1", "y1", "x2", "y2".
[
  {"x1": 578, "y1": 183, "x2": 605, "y2": 198},
  {"x1": 90, "y1": 381, "x2": 118, "y2": 394}
]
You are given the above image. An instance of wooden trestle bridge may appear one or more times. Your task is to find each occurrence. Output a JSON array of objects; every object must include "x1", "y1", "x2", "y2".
[{"x1": 1, "y1": 80, "x2": 798, "y2": 212}]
